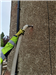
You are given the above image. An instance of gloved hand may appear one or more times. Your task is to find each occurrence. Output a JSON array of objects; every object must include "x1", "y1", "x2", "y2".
[
  {"x1": 15, "y1": 29, "x2": 25, "y2": 36},
  {"x1": 0, "y1": 57, "x2": 3, "y2": 64}
]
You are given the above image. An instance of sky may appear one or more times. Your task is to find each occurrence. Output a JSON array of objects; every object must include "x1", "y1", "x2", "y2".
[{"x1": 0, "y1": 0, "x2": 11, "y2": 36}]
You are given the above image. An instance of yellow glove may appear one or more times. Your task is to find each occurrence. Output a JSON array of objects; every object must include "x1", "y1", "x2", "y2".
[
  {"x1": 15, "y1": 29, "x2": 25, "y2": 36},
  {"x1": 0, "y1": 57, "x2": 3, "y2": 64}
]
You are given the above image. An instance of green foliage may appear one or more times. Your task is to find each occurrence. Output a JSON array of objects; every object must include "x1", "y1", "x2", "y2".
[
  {"x1": 0, "y1": 32, "x2": 4, "y2": 40},
  {"x1": 1, "y1": 39, "x2": 4, "y2": 47},
  {"x1": 0, "y1": 32, "x2": 5, "y2": 47}
]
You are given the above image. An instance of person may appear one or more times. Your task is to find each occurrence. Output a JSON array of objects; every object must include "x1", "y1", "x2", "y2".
[{"x1": 0, "y1": 29, "x2": 25, "y2": 64}]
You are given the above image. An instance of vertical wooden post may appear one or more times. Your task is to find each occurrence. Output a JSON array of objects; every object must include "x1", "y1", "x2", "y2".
[{"x1": 0, "y1": 64, "x2": 2, "y2": 75}]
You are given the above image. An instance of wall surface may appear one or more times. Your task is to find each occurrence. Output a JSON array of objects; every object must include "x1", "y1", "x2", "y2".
[
  {"x1": 7, "y1": 1, "x2": 18, "y2": 72},
  {"x1": 48, "y1": 2, "x2": 56, "y2": 75},
  {"x1": 18, "y1": 1, "x2": 50, "y2": 75},
  {"x1": 7, "y1": 1, "x2": 56, "y2": 75}
]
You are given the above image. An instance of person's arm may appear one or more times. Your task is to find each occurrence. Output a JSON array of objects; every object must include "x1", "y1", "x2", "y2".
[{"x1": 0, "y1": 29, "x2": 25, "y2": 64}]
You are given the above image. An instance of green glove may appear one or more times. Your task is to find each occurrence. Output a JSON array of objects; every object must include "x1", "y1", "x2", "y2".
[{"x1": 15, "y1": 29, "x2": 25, "y2": 36}]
